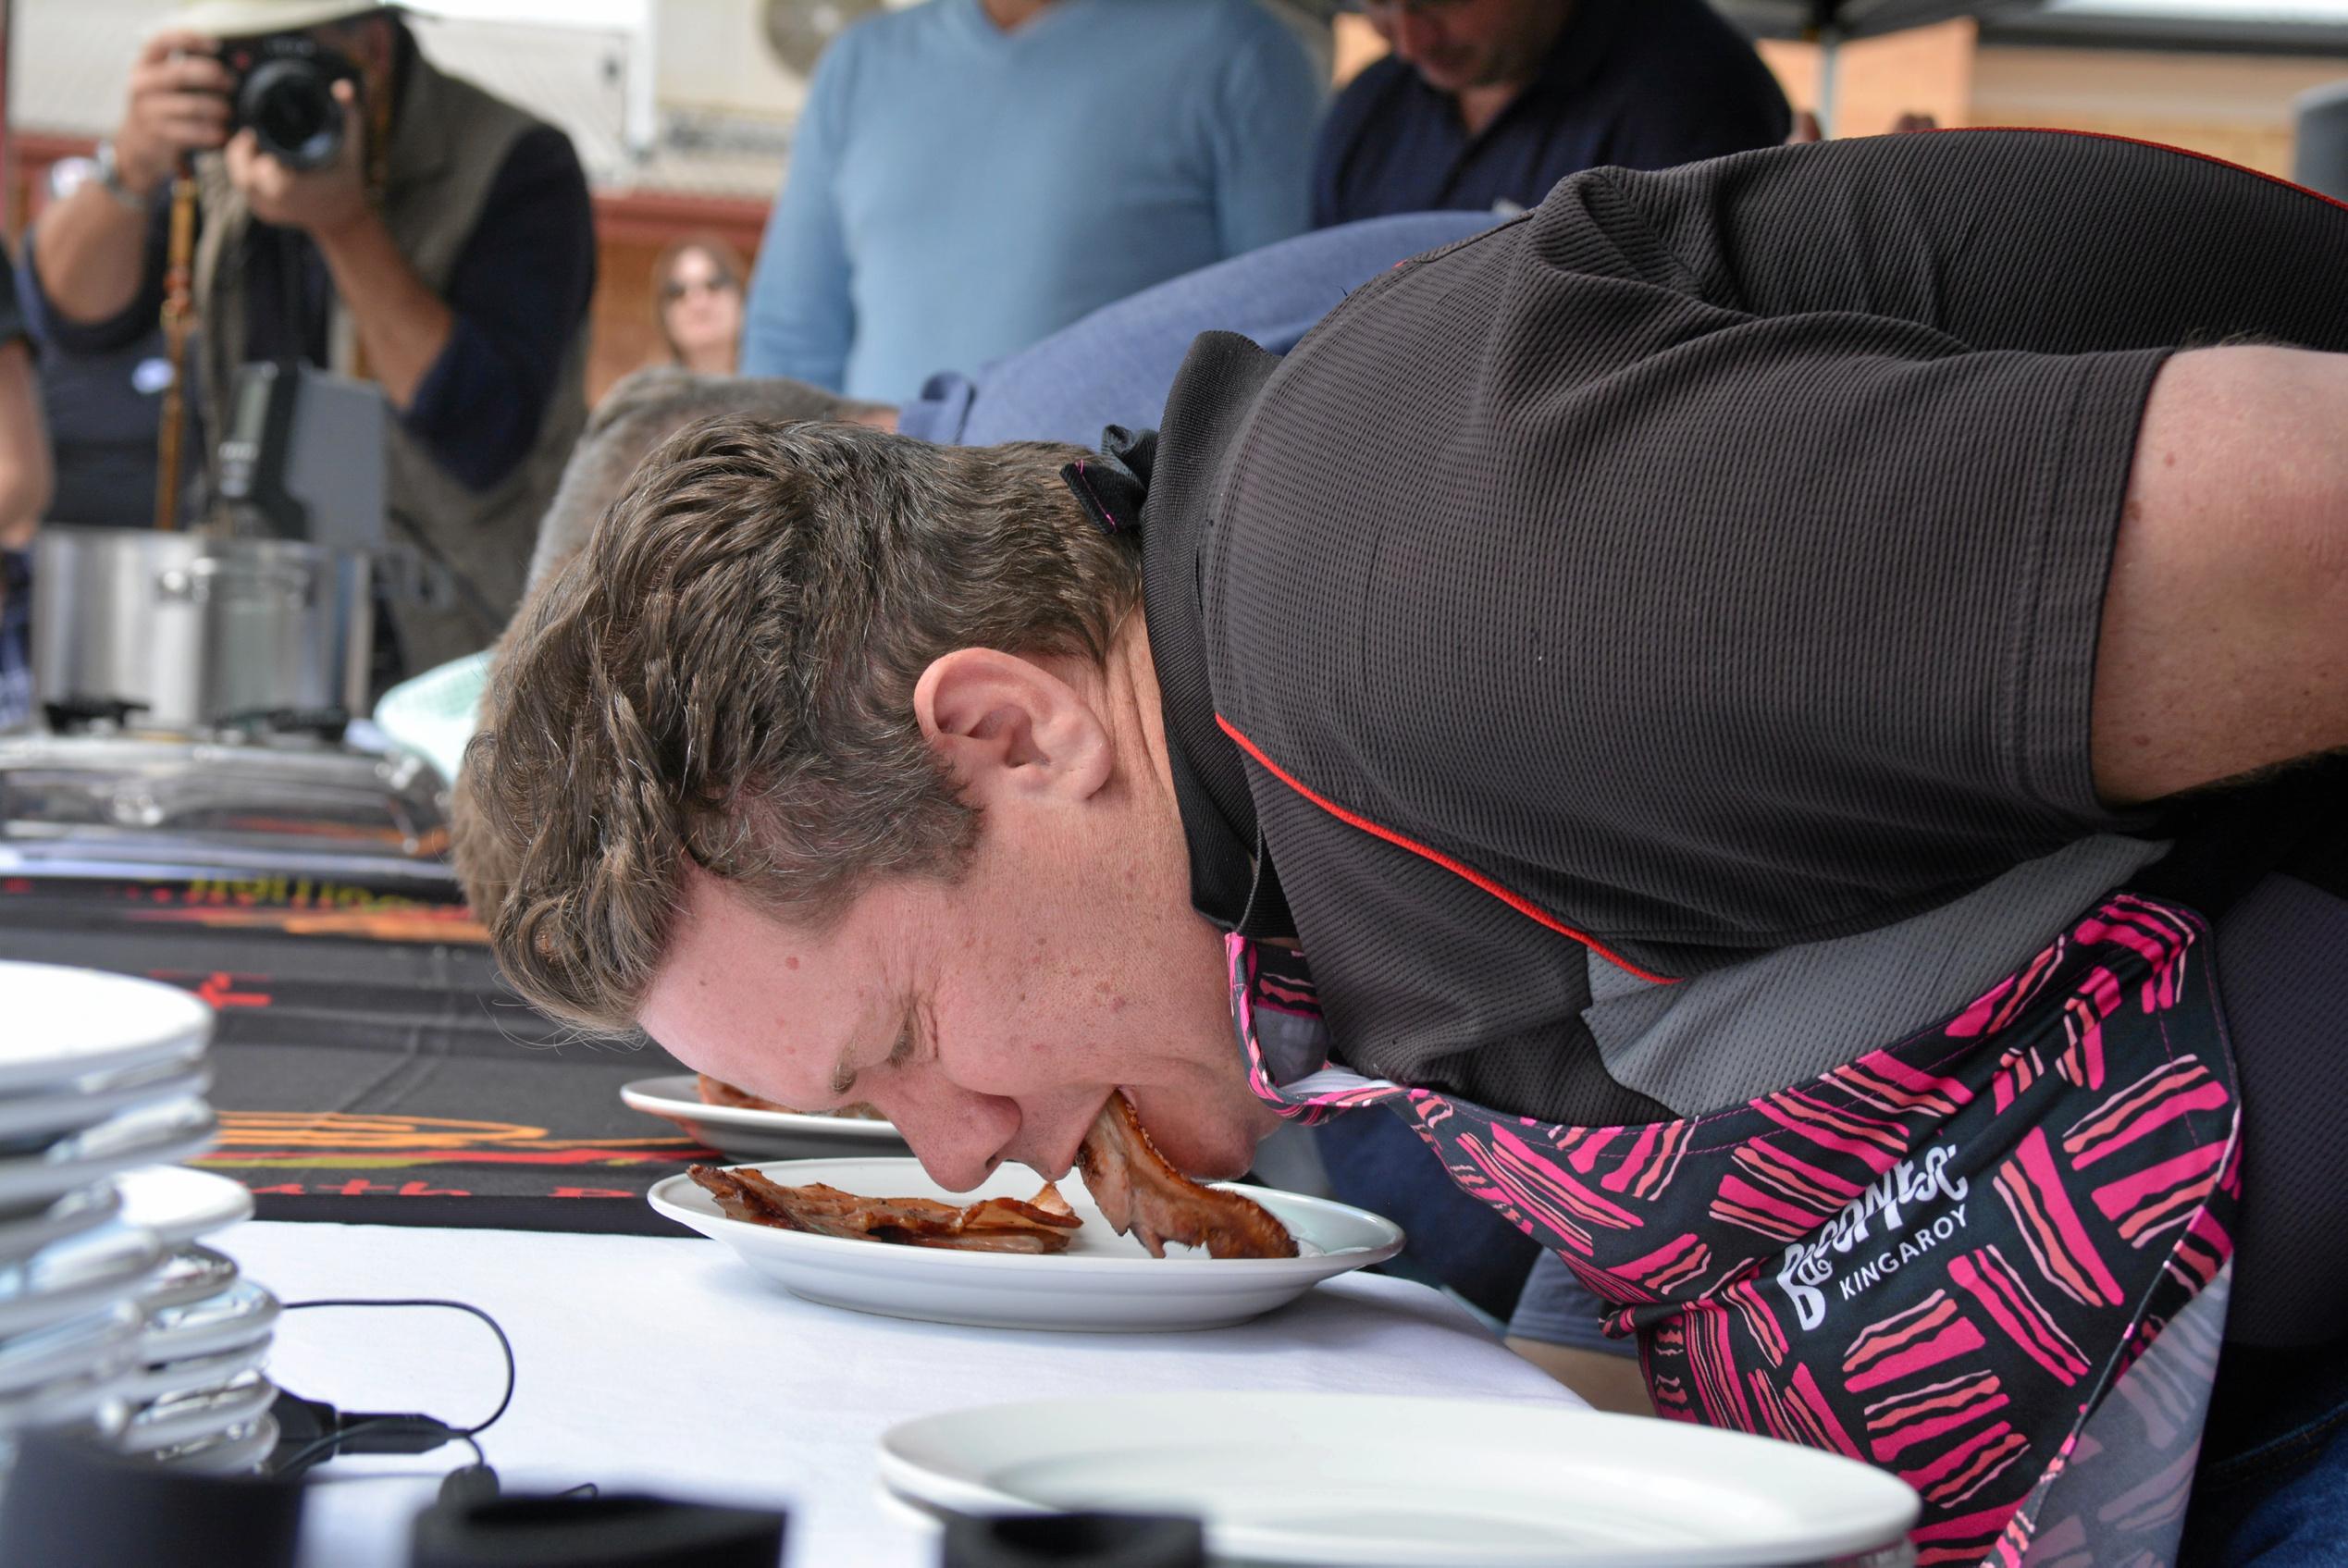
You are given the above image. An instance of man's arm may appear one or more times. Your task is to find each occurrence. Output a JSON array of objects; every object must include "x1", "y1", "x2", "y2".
[
  {"x1": 2094, "y1": 346, "x2": 2348, "y2": 804},
  {"x1": 1609, "y1": 130, "x2": 2348, "y2": 809},
  {"x1": 0, "y1": 256, "x2": 50, "y2": 550},
  {"x1": 0, "y1": 340, "x2": 53, "y2": 552},
  {"x1": 739, "y1": 43, "x2": 856, "y2": 389},
  {"x1": 386, "y1": 127, "x2": 595, "y2": 493},
  {"x1": 34, "y1": 30, "x2": 229, "y2": 327},
  {"x1": 312, "y1": 212, "x2": 451, "y2": 411},
  {"x1": 229, "y1": 81, "x2": 451, "y2": 409}
]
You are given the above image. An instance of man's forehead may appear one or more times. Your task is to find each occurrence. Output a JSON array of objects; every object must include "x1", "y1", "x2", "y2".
[{"x1": 638, "y1": 870, "x2": 867, "y2": 1056}]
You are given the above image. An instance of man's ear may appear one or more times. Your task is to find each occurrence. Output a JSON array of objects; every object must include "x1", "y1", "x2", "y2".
[{"x1": 912, "y1": 649, "x2": 1113, "y2": 804}]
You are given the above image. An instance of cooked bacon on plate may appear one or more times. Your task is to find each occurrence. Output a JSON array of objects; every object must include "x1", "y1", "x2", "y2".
[
  {"x1": 688, "y1": 1165, "x2": 1081, "y2": 1253},
  {"x1": 696, "y1": 1073, "x2": 885, "y2": 1121},
  {"x1": 688, "y1": 1092, "x2": 1294, "y2": 1261},
  {"x1": 1078, "y1": 1092, "x2": 1297, "y2": 1260}
]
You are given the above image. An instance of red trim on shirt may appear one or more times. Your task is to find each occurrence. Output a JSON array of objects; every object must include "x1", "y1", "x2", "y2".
[
  {"x1": 1948, "y1": 127, "x2": 2348, "y2": 220},
  {"x1": 1215, "y1": 713, "x2": 1679, "y2": 987}
]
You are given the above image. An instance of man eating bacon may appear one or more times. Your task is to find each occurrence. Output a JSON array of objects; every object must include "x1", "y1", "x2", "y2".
[{"x1": 462, "y1": 132, "x2": 2348, "y2": 1564}]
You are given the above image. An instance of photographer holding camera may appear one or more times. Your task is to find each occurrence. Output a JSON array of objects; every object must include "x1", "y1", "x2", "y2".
[{"x1": 26, "y1": 0, "x2": 595, "y2": 678}]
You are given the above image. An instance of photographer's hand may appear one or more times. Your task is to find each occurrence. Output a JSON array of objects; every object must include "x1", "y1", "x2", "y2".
[
  {"x1": 116, "y1": 31, "x2": 231, "y2": 194},
  {"x1": 224, "y1": 78, "x2": 368, "y2": 235},
  {"x1": 31, "y1": 30, "x2": 226, "y2": 326}
]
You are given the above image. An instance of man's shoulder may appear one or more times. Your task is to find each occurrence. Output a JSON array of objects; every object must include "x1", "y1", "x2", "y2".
[
  {"x1": 411, "y1": 60, "x2": 587, "y2": 188},
  {"x1": 412, "y1": 54, "x2": 574, "y2": 154}
]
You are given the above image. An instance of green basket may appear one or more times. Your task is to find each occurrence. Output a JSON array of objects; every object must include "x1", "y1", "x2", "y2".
[{"x1": 372, "y1": 649, "x2": 492, "y2": 787}]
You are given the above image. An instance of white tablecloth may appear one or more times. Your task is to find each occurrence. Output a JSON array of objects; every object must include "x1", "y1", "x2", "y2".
[{"x1": 219, "y1": 1221, "x2": 1582, "y2": 1568}]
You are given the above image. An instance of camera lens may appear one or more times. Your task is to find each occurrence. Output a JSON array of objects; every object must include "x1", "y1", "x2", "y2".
[{"x1": 240, "y1": 57, "x2": 341, "y2": 171}]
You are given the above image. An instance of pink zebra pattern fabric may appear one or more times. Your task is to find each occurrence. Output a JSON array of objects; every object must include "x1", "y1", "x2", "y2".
[{"x1": 1230, "y1": 895, "x2": 2240, "y2": 1567}]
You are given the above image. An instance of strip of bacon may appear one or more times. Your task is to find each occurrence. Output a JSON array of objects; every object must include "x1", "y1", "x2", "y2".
[
  {"x1": 688, "y1": 1166, "x2": 1081, "y2": 1253},
  {"x1": 1075, "y1": 1092, "x2": 1296, "y2": 1259}
]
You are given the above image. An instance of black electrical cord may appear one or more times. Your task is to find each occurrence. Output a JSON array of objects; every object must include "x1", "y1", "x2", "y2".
[
  {"x1": 267, "y1": 1297, "x2": 516, "y2": 1480},
  {"x1": 282, "y1": 1297, "x2": 517, "y2": 1436}
]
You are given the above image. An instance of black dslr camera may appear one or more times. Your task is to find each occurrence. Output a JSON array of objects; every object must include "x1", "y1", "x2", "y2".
[{"x1": 220, "y1": 33, "x2": 361, "y2": 171}]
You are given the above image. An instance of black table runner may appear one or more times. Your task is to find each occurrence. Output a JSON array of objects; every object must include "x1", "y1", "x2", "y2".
[{"x1": 0, "y1": 869, "x2": 710, "y2": 1236}]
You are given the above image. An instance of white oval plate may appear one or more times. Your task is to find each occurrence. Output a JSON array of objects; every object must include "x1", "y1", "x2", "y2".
[
  {"x1": 0, "y1": 1217, "x2": 166, "y2": 1340},
  {"x1": 121, "y1": 1336, "x2": 274, "y2": 1404},
  {"x1": 141, "y1": 1279, "x2": 280, "y2": 1366},
  {"x1": 115, "y1": 1167, "x2": 253, "y2": 1250},
  {"x1": 2, "y1": 962, "x2": 213, "y2": 1093},
  {"x1": 648, "y1": 1156, "x2": 1403, "y2": 1333},
  {"x1": 119, "y1": 1372, "x2": 275, "y2": 1454},
  {"x1": 0, "y1": 1183, "x2": 122, "y2": 1266},
  {"x1": 0, "y1": 1099, "x2": 216, "y2": 1212},
  {"x1": 136, "y1": 1244, "x2": 240, "y2": 1315},
  {"x1": 881, "y1": 1392, "x2": 1921, "y2": 1568},
  {"x1": 622, "y1": 1075, "x2": 910, "y2": 1161},
  {"x1": 0, "y1": 1065, "x2": 212, "y2": 1145},
  {"x1": 0, "y1": 1302, "x2": 143, "y2": 1400},
  {"x1": 0, "y1": 1363, "x2": 130, "y2": 1438},
  {"x1": 149, "y1": 1412, "x2": 278, "y2": 1475}
]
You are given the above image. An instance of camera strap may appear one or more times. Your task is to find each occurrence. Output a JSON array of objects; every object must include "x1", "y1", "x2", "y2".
[{"x1": 152, "y1": 172, "x2": 201, "y2": 533}]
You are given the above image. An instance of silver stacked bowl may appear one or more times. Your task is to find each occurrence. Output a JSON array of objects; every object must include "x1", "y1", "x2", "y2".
[
  {"x1": 0, "y1": 960, "x2": 272, "y2": 1472},
  {"x1": 114, "y1": 1166, "x2": 278, "y2": 1470}
]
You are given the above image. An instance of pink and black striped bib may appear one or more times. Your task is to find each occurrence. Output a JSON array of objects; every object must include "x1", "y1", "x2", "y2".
[{"x1": 1231, "y1": 895, "x2": 2240, "y2": 1568}]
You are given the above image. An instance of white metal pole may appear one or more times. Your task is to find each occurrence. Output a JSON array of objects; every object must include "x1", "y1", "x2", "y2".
[
  {"x1": 1816, "y1": 27, "x2": 1842, "y2": 140},
  {"x1": 626, "y1": 0, "x2": 658, "y2": 165}
]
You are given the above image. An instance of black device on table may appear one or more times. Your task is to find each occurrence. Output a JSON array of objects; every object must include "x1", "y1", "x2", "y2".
[{"x1": 215, "y1": 359, "x2": 387, "y2": 555}]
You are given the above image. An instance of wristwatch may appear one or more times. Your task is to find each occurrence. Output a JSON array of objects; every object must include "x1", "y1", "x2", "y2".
[{"x1": 92, "y1": 141, "x2": 154, "y2": 211}]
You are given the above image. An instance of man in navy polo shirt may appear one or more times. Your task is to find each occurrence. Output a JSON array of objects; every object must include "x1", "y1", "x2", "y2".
[{"x1": 1315, "y1": 0, "x2": 1790, "y2": 228}]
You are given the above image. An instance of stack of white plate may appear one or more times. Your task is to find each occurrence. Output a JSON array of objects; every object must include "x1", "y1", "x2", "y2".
[
  {"x1": 114, "y1": 1166, "x2": 277, "y2": 1472},
  {"x1": 0, "y1": 960, "x2": 260, "y2": 1472}
]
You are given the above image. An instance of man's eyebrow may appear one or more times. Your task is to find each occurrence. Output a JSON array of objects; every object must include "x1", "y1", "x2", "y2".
[{"x1": 827, "y1": 1019, "x2": 912, "y2": 1101}]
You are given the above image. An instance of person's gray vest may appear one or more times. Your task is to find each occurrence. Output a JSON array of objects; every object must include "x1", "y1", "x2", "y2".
[{"x1": 192, "y1": 49, "x2": 588, "y2": 675}]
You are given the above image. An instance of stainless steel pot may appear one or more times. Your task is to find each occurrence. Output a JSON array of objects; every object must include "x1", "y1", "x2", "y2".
[{"x1": 30, "y1": 527, "x2": 372, "y2": 735}]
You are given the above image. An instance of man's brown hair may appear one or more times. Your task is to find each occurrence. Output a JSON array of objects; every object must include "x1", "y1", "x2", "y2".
[{"x1": 465, "y1": 415, "x2": 1140, "y2": 1031}]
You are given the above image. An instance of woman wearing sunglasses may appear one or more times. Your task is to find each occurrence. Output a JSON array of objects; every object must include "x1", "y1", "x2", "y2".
[{"x1": 650, "y1": 236, "x2": 747, "y2": 378}]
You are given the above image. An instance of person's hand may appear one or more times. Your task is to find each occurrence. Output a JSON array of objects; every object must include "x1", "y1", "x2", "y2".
[
  {"x1": 113, "y1": 31, "x2": 232, "y2": 195},
  {"x1": 224, "y1": 78, "x2": 368, "y2": 238}
]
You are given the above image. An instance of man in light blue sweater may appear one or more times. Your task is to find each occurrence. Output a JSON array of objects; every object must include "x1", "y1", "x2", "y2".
[{"x1": 741, "y1": 0, "x2": 1322, "y2": 403}]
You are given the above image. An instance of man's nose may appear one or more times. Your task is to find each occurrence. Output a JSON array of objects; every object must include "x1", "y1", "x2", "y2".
[{"x1": 885, "y1": 1084, "x2": 1020, "y2": 1193}]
